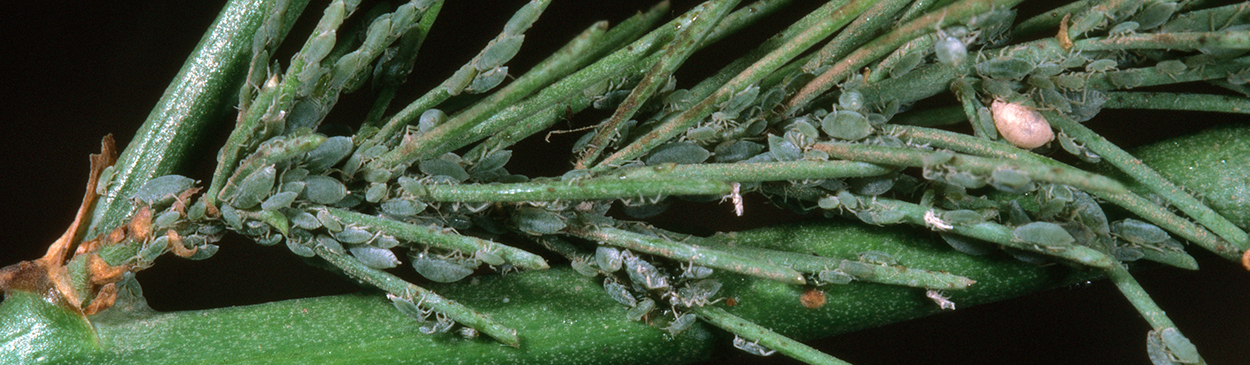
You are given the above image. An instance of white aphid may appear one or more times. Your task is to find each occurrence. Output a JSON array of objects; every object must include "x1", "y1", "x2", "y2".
[{"x1": 990, "y1": 100, "x2": 1053, "y2": 149}]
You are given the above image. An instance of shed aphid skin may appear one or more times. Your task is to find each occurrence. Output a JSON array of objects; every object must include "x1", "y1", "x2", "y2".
[
  {"x1": 990, "y1": 99, "x2": 1053, "y2": 149},
  {"x1": 733, "y1": 335, "x2": 776, "y2": 356},
  {"x1": 926, "y1": 289, "x2": 956, "y2": 310},
  {"x1": 722, "y1": 182, "x2": 744, "y2": 216},
  {"x1": 924, "y1": 210, "x2": 953, "y2": 231}
]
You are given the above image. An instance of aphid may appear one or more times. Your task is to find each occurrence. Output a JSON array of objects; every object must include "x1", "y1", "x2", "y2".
[
  {"x1": 372, "y1": 235, "x2": 400, "y2": 249},
  {"x1": 838, "y1": 90, "x2": 865, "y2": 111},
  {"x1": 645, "y1": 142, "x2": 710, "y2": 165},
  {"x1": 465, "y1": 66, "x2": 508, "y2": 94},
  {"x1": 890, "y1": 51, "x2": 925, "y2": 79},
  {"x1": 364, "y1": 183, "x2": 388, "y2": 203},
  {"x1": 281, "y1": 181, "x2": 306, "y2": 195},
  {"x1": 821, "y1": 110, "x2": 872, "y2": 141},
  {"x1": 626, "y1": 298, "x2": 655, "y2": 321},
  {"x1": 1111, "y1": 218, "x2": 1170, "y2": 244},
  {"x1": 419, "y1": 158, "x2": 470, "y2": 182},
  {"x1": 836, "y1": 190, "x2": 860, "y2": 211},
  {"x1": 1027, "y1": 75, "x2": 1055, "y2": 90},
  {"x1": 411, "y1": 252, "x2": 476, "y2": 283},
  {"x1": 1085, "y1": 59, "x2": 1118, "y2": 73},
  {"x1": 334, "y1": 227, "x2": 373, "y2": 244},
  {"x1": 924, "y1": 210, "x2": 953, "y2": 231},
  {"x1": 856, "y1": 209, "x2": 906, "y2": 226},
  {"x1": 285, "y1": 238, "x2": 316, "y2": 257},
  {"x1": 419, "y1": 313, "x2": 456, "y2": 334},
  {"x1": 289, "y1": 211, "x2": 321, "y2": 230},
  {"x1": 592, "y1": 247, "x2": 622, "y2": 272},
  {"x1": 799, "y1": 288, "x2": 826, "y2": 309},
  {"x1": 858, "y1": 251, "x2": 897, "y2": 266},
  {"x1": 817, "y1": 196, "x2": 841, "y2": 210},
  {"x1": 153, "y1": 210, "x2": 182, "y2": 229},
  {"x1": 838, "y1": 260, "x2": 876, "y2": 278},
  {"x1": 416, "y1": 108, "x2": 447, "y2": 133},
  {"x1": 1031, "y1": 63, "x2": 1066, "y2": 77},
  {"x1": 767, "y1": 134, "x2": 803, "y2": 161},
  {"x1": 623, "y1": 254, "x2": 669, "y2": 290},
  {"x1": 315, "y1": 235, "x2": 345, "y2": 255},
  {"x1": 1108, "y1": 69, "x2": 1145, "y2": 89},
  {"x1": 261, "y1": 191, "x2": 299, "y2": 211},
  {"x1": 1053, "y1": 74, "x2": 1085, "y2": 90},
  {"x1": 381, "y1": 199, "x2": 426, "y2": 217},
  {"x1": 721, "y1": 85, "x2": 760, "y2": 115},
  {"x1": 1132, "y1": 0, "x2": 1178, "y2": 30},
  {"x1": 1146, "y1": 328, "x2": 1174, "y2": 365},
  {"x1": 673, "y1": 279, "x2": 722, "y2": 307},
  {"x1": 133, "y1": 175, "x2": 196, "y2": 206},
  {"x1": 1109, "y1": 21, "x2": 1140, "y2": 35},
  {"x1": 513, "y1": 207, "x2": 566, "y2": 235},
  {"x1": 475, "y1": 35, "x2": 524, "y2": 72},
  {"x1": 934, "y1": 32, "x2": 967, "y2": 67},
  {"x1": 603, "y1": 278, "x2": 638, "y2": 307},
  {"x1": 818, "y1": 270, "x2": 854, "y2": 285},
  {"x1": 1152, "y1": 327, "x2": 1201, "y2": 364},
  {"x1": 926, "y1": 289, "x2": 956, "y2": 310},
  {"x1": 942, "y1": 209, "x2": 985, "y2": 225},
  {"x1": 990, "y1": 168, "x2": 1033, "y2": 193},
  {"x1": 979, "y1": 77, "x2": 1019, "y2": 98},
  {"x1": 681, "y1": 265, "x2": 714, "y2": 280},
  {"x1": 1013, "y1": 222, "x2": 1076, "y2": 248},
  {"x1": 976, "y1": 58, "x2": 1035, "y2": 80},
  {"x1": 221, "y1": 205, "x2": 243, "y2": 229},
  {"x1": 388, "y1": 293, "x2": 429, "y2": 323},
  {"x1": 939, "y1": 232, "x2": 994, "y2": 256},
  {"x1": 302, "y1": 175, "x2": 348, "y2": 205},
  {"x1": 570, "y1": 257, "x2": 599, "y2": 277},
  {"x1": 991, "y1": 99, "x2": 1053, "y2": 149},
  {"x1": 1155, "y1": 60, "x2": 1187, "y2": 76},
  {"x1": 304, "y1": 136, "x2": 353, "y2": 173},
  {"x1": 733, "y1": 336, "x2": 776, "y2": 356},
  {"x1": 1112, "y1": 246, "x2": 1145, "y2": 262},
  {"x1": 789, "y1": 119, "x2": 821, "y2": 140},
  {"x1": 664, "y1": 313, "x2": 697, "y2": 336},
  {"x1": 458, "y1": 326, "x2": 479, "y2": 339}
]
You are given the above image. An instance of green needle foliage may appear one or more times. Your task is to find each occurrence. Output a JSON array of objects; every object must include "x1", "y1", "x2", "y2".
[{"x1": 4, "y1": 0, "x2": 1250, "y2": 364}]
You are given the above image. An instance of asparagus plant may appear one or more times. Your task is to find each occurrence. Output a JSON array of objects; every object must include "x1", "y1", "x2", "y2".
[{"x1": 3, "y1": 0, "x2": 1249, "y2": 363}]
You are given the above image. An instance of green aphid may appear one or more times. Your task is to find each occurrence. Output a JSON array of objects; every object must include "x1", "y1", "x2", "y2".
[{"x1": 1012, "y1": 222, "x2": 1075, "y2": 247}]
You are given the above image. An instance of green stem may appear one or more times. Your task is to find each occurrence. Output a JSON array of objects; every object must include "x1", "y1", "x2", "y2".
[
  {"x1": 855, "y1": 195, "x2": 1116, "y2": 268},
  {"x1": 606, "y1": 160, "x2": 894, "y2": 182},
  {"x1": 880, "y1": 124, "x2": 1239, "y2": 259},
  {"x1": 398, "y1": 176, "x2": 734, "y2": 203},
  {"x1": 1103, "y1": 91, "x2": 1250, "y2": 114},
  {"x1": 693, "y1": 306, "x2": 853, "y2": 365},
  {"x1": 312, "y1": 244, "x2": 521, "y2": 347},
  {"x1": 360, "y1": 1, "x2": 443, "y2": 131},
  {"x1": 692, "y1": 240, "x2": 976, "y2": 289},
  {"x1": 800, "y1": 0, "x2": 912, "y2": 74},
  {"x1": 324, "y1": 208, "x2": 548, "y2": 270},
  {"x1": 783, "y1": 0, "x2": 1025, "y2": 116},
  {"x1": 567, "y1": 225, "x2": 807, "y2": 285},
  {"x1": 595, "y1": 0, "x2": 874, "y2": 168},
  {"x1": 89, "y1": 0, "x2": 311, "y2": 237},
  {"x1": 1011, "y1": 1, "x2": 1088, "y2": 40},
  {"x1": 812, "y1": 142, "x2": 1129, "y2": 195},
  {"x1": 1042, "y1": 111, "x2": 1250, "y2": 254},
  {"x1": 575, "y1": 0, "x2": 741, "y2": 169},
  {"x1": 1075, "y1": 30, "x2": 1250, "y2": 51}
]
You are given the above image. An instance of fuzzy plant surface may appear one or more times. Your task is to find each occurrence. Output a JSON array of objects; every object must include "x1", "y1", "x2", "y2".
[{"x1": 3, "y1": 1, "x2": 1250, "y2": 364}]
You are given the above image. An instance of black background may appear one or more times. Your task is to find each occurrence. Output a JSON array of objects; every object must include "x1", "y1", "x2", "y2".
[{"x1": 2, "y1": 1, "x2": 1248, "y2": 364}]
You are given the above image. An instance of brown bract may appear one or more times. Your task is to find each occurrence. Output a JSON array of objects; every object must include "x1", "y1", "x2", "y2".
[{"x1": 0, "y1": 135, "x2": 146, "y2": 315}]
